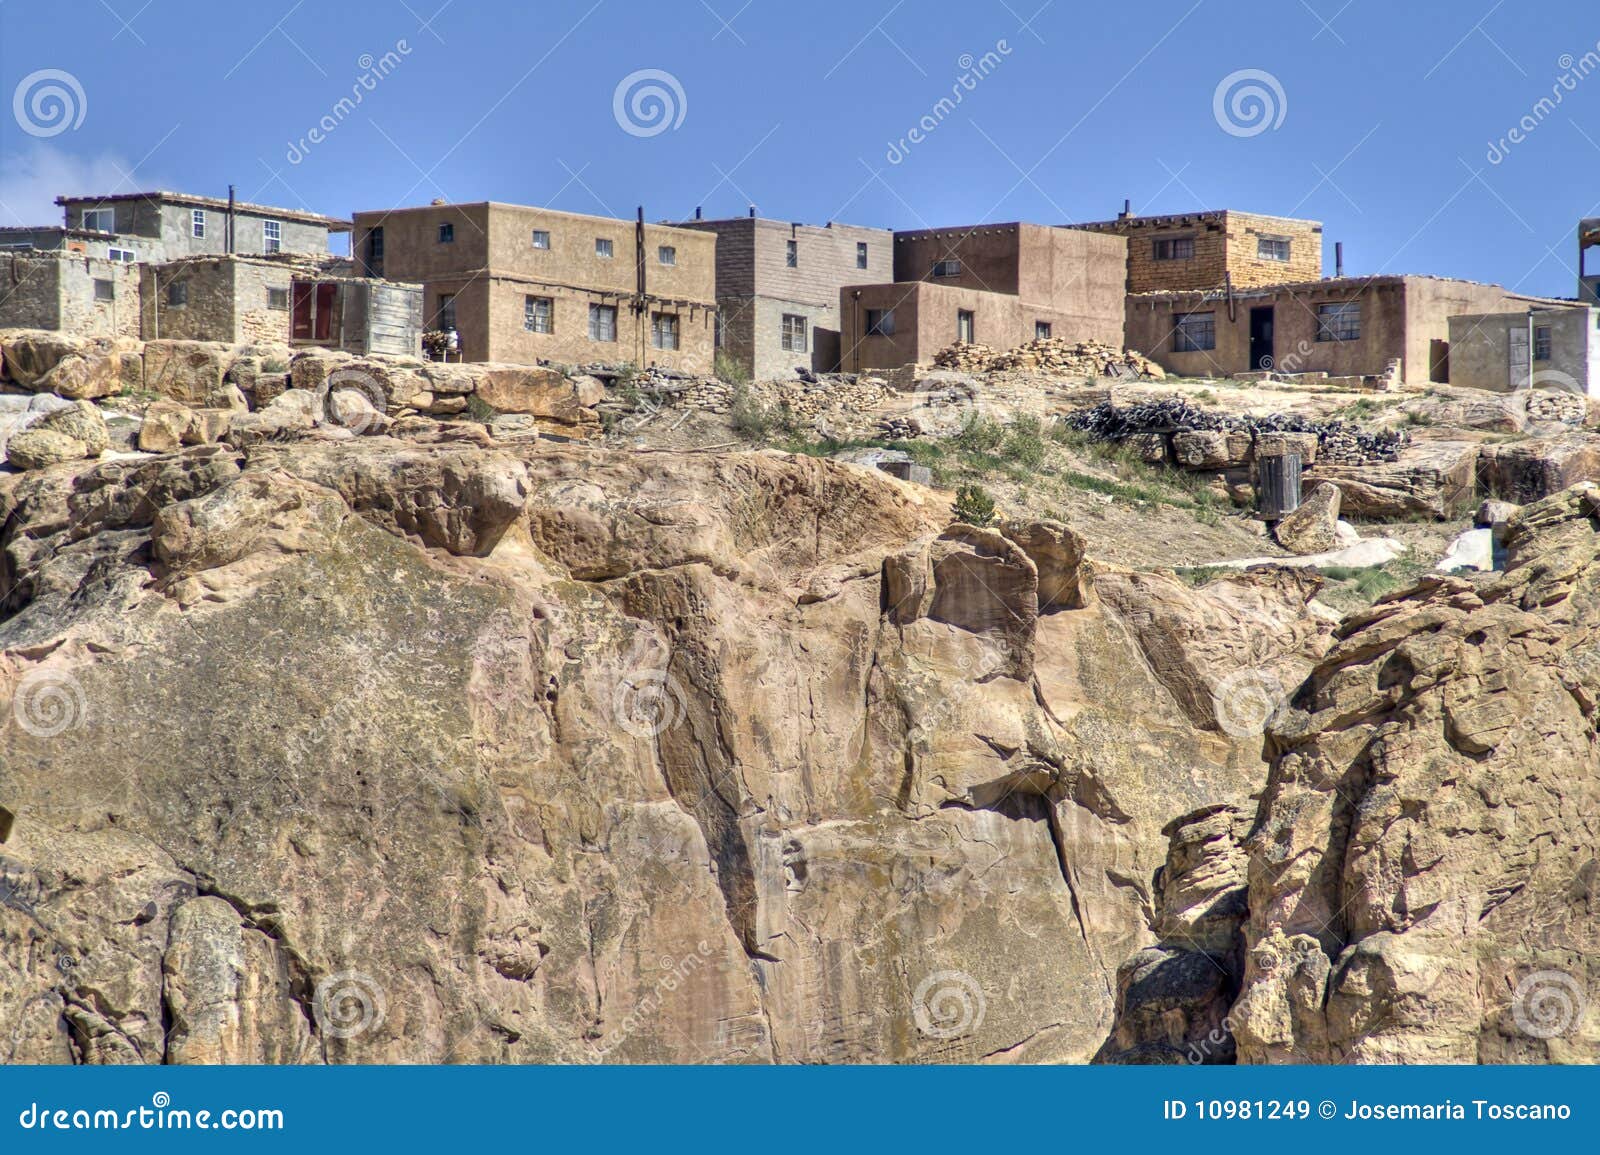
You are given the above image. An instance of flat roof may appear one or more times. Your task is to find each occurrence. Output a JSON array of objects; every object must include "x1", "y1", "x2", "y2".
[
  {"x1": 56, "y1": 190, "x2": 351, "y2": 230},
  {"x1": 1129, "y1": 273, "x2": 1572, "y2": 306},
  {"x1": 351, "y1": 200, "x2": 715, "y2": 239},
  {"x1": 674, "y1": 215, "x2": 889, "y2": 233},
  {"x1": 1069, "y1": 209, "x2": 1321, "y2": 230}
]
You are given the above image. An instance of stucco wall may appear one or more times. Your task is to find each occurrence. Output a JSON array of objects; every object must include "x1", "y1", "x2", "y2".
[{"x1": 1449, "y1": 307, "x2": 1600, "y2": 393}]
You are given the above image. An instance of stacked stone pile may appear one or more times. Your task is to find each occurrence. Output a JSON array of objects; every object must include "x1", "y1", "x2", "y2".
[
  {"x1": 931, "y1": 343, "x2": 999, "y2": 372},
  {"x1": 931, "y1": 337, "x2": 1164, "y2": 378}
]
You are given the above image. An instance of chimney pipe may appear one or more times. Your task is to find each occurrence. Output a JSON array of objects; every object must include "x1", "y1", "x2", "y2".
[
  {"x1": 695, "y1": 206, "x2": 702, "y2": 220},
  {"x1": 748, "y1": 205, "x2": 756, "y2": 218},
  {"x1": 227, "y1": 184, "x2": 236, "y2": 254},
  {"x1": 1123, "y1": 198, "x2": 1131, "y2": 217},
  {"x1": 1335, "y1": 242, "x2": 1344, "y2": 279}
]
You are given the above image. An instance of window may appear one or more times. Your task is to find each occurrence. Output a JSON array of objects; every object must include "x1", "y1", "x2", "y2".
[
  {"x1": 589, "y1": 304, "x2": 618, "y2": 341},
  {"x1": 167, "y1": 280, "x2": 188, "y2": 306},
  {"x1": 107, "y1": 248, "x2": 135, "y2": 262},
  {"x1": 957, "y1": 309, "x2": 975, "y2": 344},
  {"x1": 435, "y1": 292, "x2": 457, "y2": 332},
  {"x1": 658, "y1": 245, "x2": 676, "y2": 266},
  {"x1": 932, "y1": 259, "x2": 962, "y2": 277},
  {"x1": 367, "y1": 227, "x2": 384, "y2": 270},
  {"x1": 1035, "y1": 321, "x2": 1052, "y2": 340},
  {"x1": 82, "y1": 208, "x2": 113, "y2": 233},
  {"x1": 1535, "y1": 325, "x2": 1553, "y2": 361},
  {"x1": 865, "y1": 308, "x2": 895, "y2": 337},
  {"x1": 595, "y1": 237, "x2": 614, "y2": 259},
  {"x1": 532, "y1": 229, "x2": 550, "y2": 250},
  {"x1": 785, "y1": 239, "x2": 798, "y2": 267},
  {"x1": 781, "y1": 313, "x2": 807, "y2": 352},
  {"x1": 267, "y1": 287, "x2": 290, "y2": 310},
  {"x1": 651, "y1": 311, "x2": 680, "y2": 350},
  {"x1": 263, "y1": 219, "x2": 282, "y2": 253},
  {"x1": 856, "y1": 241, "x2": 869, "y2": 269},
  {"x1": 93, "y1": 278, "x2": 115, "y2": 302},
  {"x1": 1315, "y1": 302, "x2": 1361, "y2": 342},
  {"x1": 525, "y1": 295, "x2": 554, "y2": 333},
  {"x1": 437, "y1": 222, "x2": 454, "y2": 244},
  {"x1": 191, "y1": 208, "x2": 206, "y2": 239},
  {"x1": 1153, "y1": 236, "x2": 1194, "y2": 261},
  {"x1": 1174, "y1": 311, "x2": 1215, "y2": 352},
  {"x1": 1257, "y1": 236, "x2": 1291, "y2": 262}
]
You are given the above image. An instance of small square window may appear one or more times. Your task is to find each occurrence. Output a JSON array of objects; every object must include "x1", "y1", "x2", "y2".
[
  {"x1": 1153, "y1": 236, "x2": 1194, "y2": 261},
  {"x1": 82, "y1": 208, "x2": 113, "y2": 233},
  {"x1": 1257, "y1": 236, "x2": 1291, "y2": 262},
  {"x1": 93, "y1": 278, "x2": 115, "y2": 302},
  {"x1": 107, "y1": 248, "x2": 135, "y2": 262},
  {"x1": 932, "y1": 259, "x2": 962, "y2": 277},
  {"x1": 1035, "y1": 321, "x2": 1052, "y2": 340},
  {"x1": 437, "y1": 222, "x2": 454, "y2": 244},
  {"x1": 595, "y1": 238, "x2": 614, "y2": 259},
  {"x1": 525, "y1": 295, "x2": 554, "y2": 333},
  {"x1": 658, "y1": 245, "x2": 676, "y2": 266},
  {"x1": 781, "y1": 313, "x2": 807, "y2": 353},
  {"x1": 267, "y1": 287, "x2": 289, "y2": 310},
  {"x1": 192, "y1": 208, "x2": 206, "y2": 239},
  {"x1": 856, "y1": 241, "x2": 869, "y2": 269},
  {"x1": 531, "y1": 229, "x2": 550, "y2": 249},
  {"x1": 786, "y1": 239, "x2": 797, "y2": 268},
  {"x1": 1535, "y1": 325, "x2": 1553, "y2": 361},
  {"x1": 167, "y1": 280, "x2": 188, "y2": 306},
  {"x1": 263, "y1": 219, "x2": 282, "y2": 253},
  {"x1": 865, "y1": 308, "x2": 895, "y2": 337}
]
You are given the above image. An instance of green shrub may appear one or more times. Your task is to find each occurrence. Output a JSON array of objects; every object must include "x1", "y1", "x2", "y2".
[
  {"x1": 1004, "y1": 414, "x2": 1047, "y2": 469},
  {"x1": 952, "y1": 483, "x2": 996, "y2": 526},
  {"x1": 713, "y1": 351, "x2": 750, "y2": 385}
]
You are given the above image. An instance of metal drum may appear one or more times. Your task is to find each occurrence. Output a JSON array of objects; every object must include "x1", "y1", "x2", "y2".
[{"x1": 1256, "y1": 451, "x2": 1302, "y2": 520}]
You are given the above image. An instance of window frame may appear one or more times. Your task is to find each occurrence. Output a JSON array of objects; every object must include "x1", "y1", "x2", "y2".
[
  {"x1": 785, "y1": 239, "x2": 797, "y2": 268},
  {"x1": 525, "y1": 294, "x2": 554, "y2": 334},
  {"x1": 167, "y1": 279, "x2": 188, "y2": 307},
  {"x1": 436, "y1": 222, "x2": 454, "y2": 244},
  {"x1": 651, "y1": 310, "x2": 680, "y2": 350},
  {"x1": 1256, "y1": 235, "x2": 1291, "y2": 262},
  {"x1": 435, "y1": 291, "x2": 457, "y2": 333},
  {"x1": 1173, "y1": 310, "x2": 1216, "y2": 352},
  {"x1": 957, "y1": 309, "x2": 975, "y2": 344},
  {"x1": 595, "y1": 237, "x2": 614, "y2": 259},
  {"x1": 1035, "y1": 321, "x2": 1052, "y2": 341},
  {"x1": 1315, "y1": 301, "x2": 1361, "y2": 343},
  {"x1": 864, "y1": 308, "x2": 895, "y2": 337},
  {"x1": 267, "y1": 286, "x2": 290, "y2": 311},
  {"x1": 589, "y1": 302, "x2": 618, "y2": 342},
  {"x1": 191, "y1": 208, "x2": 206, "y2": 239},
  {"x1": 92, "y1": 278, "x2": 115, "y2": 302},
  {"x1": 932, "y1": 258, "x2": 962, "y2": 277},
  {"x1": 82, "y1": 208, "x2": 114, "y2": 233},
  {"x1": 1152, "y1": 236, "x2": 1195, "y2": 262},
  {"x1": 856, "y1": 241, "x2": 869, "y2": 270},
  {"x1": 263, "y1": 219, "x2": 283, "y2": 253},
  {"x1": 780, "y1": 313, "x2": 807, "y2": 353},
  {"x1": 531, "y1": 229, "x2": 551, "y2": 250},
  {"x1": 107, "y1": 247, "x2": 135, "y2": 262},
  {"x1": 1534, "y1": 324, "x2": 1553, "y2": 362},
  {"x1": 657, "y1": 245, "x2": 676, "y2": 266}
]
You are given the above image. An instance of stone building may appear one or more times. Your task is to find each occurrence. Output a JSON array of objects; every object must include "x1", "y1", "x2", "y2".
[
  {"x1": 141, "y1": 255, "x2": 421, "y2": 355},
  {"x1": 838, "y1": 223, "x2": 1127, "y2": 371},
  {"x1": 1125, "y1": 275, "x2": 1561, "y2": 386},
  {"x1": 1070, "y1": 208, "x2": 1322, "y2": 293},
  {"x1": 672, "y1": 213, "x2": 892, "y2": 379},
  {"x1": 0, "y1": 251, "x2": 141, "y2": 338},
  {"x1": 1448, "y1": 304, "x2": 1599, "y2": 394},
  {"x1": 46, "y1": 191, "x2": 350, "y2": 263},
  {"x1": 1580, "y1": 218, "x2": 1600, "y2": 305},
  {"x1": 349, "y1": 202, "x2": 716, "y2": 371}
]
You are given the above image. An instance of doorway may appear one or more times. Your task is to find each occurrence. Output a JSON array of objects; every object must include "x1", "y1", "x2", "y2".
[{"x1": 1249, "y1": 306, "x2": 1275, "y2": 371}]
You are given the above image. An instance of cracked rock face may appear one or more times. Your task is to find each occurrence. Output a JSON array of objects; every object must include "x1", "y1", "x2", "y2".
[{"x1": 4, "y1": 435, "x2": 1331, "y2": 1063}]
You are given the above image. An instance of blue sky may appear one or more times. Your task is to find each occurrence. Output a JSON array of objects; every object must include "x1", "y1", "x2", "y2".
[{"x1": 3, "y1": 0, "x2": 1599, "y2": 296}]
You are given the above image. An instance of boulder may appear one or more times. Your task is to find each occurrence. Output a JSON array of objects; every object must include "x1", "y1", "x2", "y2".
[
  {"x1": 0, "y1": 331, "x2": 87, "y2": 386},
  {"x1": 1479, "y1": 435, "x2": 1600, "y2": 505},
  {"x1": 326, "y1": 387, "x2": 389, "y2": 434},
  {"x1": 32, "y1": 398, "x2": 110, "y2": 455},
  {"x1": 473, "y1": 366, "x2": 600, "y2": 422},
  {"x1": 225, "y1": 389, "x2": 320, "y2": 447},
  {"x1": 37, "y1": 352, "x2": 123, "y2": 400},
  {"x1": 139, "y1": 399, "x2": 197, "y2": 453},
  {"x1": 1273, "y1": 482, "x2": 1341, "y2": 555},
  {"x1": 1308, "y1": 440, "x2": 1479, "y2": 520},
  {"x1": 1475, "y1": 498, "x2": 1519, "y2": 527},
  {"x1": 1172, "y1": 429, "x2": 1251, "y2": 470},
  {"x1": 6, "y1": 428, "x2": 90, "y2": 470},
  {"x1": 142, "y1": 341, "x2": 235, "y2": 407},
  {"x1": 1255, "y1": 431, "x2": 1318, "y2": 467}
]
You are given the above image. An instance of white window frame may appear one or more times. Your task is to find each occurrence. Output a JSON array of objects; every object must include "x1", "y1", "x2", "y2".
[
  {"x1": 107, "y1": 247, "x2": 135, "y2": 262},
  {"x1": 525, "y1": 295, "x2": 554, "y2": 334},
  {"x1": 781, "y1": 313, "x2": 807, "y2": 353},
  {"x1": 532, "y1": 229, "x2": 550, "y2": 250},
  {"x1": 658, "y1": 245, "x2": 676, "y2": 266},
  {"x1": 82, "y1": 208, "x2": 114, "y2": 233},
  {"x1": 192, "y1": 208, "x2": 206, "y2": 238},
  {"x1": 263, "y1": 219, "x2": 282, "y2": 253},
  {"x1": 1257, "y1": 235, "x2": 1291, "y2": 262},
  {"x1": 595, "y1": 237, "x2": 614, "y2": 259}
]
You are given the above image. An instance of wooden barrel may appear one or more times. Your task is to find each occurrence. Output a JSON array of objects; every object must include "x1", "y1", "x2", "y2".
[{"x1": 1256, "y1": 451, "x2": 1302, "y2": 520}]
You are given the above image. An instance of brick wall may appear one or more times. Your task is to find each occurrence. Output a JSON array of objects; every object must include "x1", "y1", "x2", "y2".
[{"x1": 1074, "y1": 210, "x2": 1322, "y2": 293}]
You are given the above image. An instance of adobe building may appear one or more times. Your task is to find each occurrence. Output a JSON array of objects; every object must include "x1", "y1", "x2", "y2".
[
  {"x1": 1126, "y1": 275, "x2": 1563, "y2": 387},
  {"x1": 0, "y1": 251, "x2": 141, "y2": 338},
  {"x1": 839, "y1": 223, "x2": 1126, "y2": 372},
  {"x1": 1580, "y1": 218, "x2": 1600, "y2": 305},
  {"x1": 1070, "y1": 208, "x2": 1322, "y2": 293},
  {"x1": 1448, "y1": 304, "x2": 1598, "y2": 394},
  {"x1": 673, "y1": 212, "x2": 892, "y2": 379},
  {"x1": 142, "y1": 254, "x2": 422, "y2": 355},
  {"x1": 349, "y1": 202, "x2": 716, "y2": 371},
  {"x1": 47, "y1": 191, "x2": 350, "y2": 264}
]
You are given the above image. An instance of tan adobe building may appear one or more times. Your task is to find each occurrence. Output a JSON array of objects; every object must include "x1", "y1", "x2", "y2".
[
  {"x1": 1071, "y1": 208, "x2": 1322, "y2": 293},
  {"x1": 349, "y1": 202, "x2": 716, "y2": 371},
  {"x1": 1581, "y1": 217, "x2": 1600, "y2": 305},
  {"x1": 1125, "y1": 275, "x2": 1564, "y2": 387},
  {"x1": 673, "y1": 213, "x2": 891, "y2": 379},
  {"x1": 839, "y1": 223, "x2": 1127, "y2": 371},
  {"x1": 1448, "y1": 304, "x2": 1599, "y2": 394}
]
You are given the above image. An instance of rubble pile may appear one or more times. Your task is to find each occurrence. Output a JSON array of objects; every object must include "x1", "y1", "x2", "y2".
[
  {"x1": 1060, "y1": 398, "x2": 1407, "y2": 465},
  {"x1": 606, "y1": 372, "x2": 895, "y2": 425},
  {"x1": 931, "y1": 337, "x2": 1164, "y2": 378}
]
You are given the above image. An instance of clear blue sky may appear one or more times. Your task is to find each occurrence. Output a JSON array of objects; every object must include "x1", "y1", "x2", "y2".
[{"x1": 3, "y1": 0, "x2": 1599, "y2": 296}]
